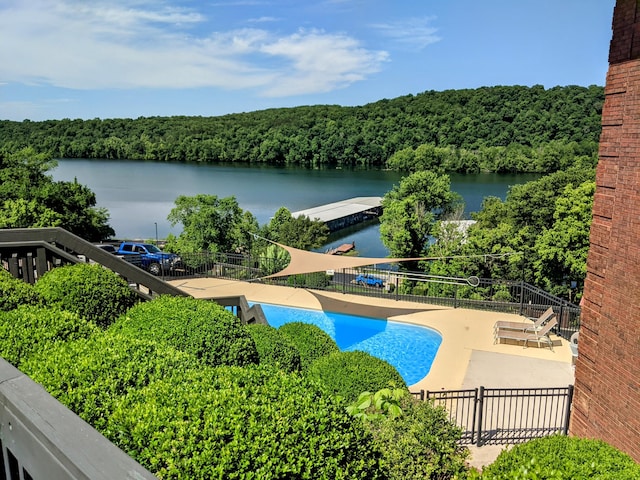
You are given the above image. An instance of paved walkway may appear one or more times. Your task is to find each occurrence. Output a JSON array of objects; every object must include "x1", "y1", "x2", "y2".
[{"x1": 169, "y1": 277, "x2": 575, "y2": 468}]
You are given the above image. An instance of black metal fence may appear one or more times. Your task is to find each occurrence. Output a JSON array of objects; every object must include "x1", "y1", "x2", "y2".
[
  {"x1": 411, "y1": 385, "x2": 574, "y2": 446},
  {"x1": 171, "y1": 251, "x2": 581, "y2": 339}
]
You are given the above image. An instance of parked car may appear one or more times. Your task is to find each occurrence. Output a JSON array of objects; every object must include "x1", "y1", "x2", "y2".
[
  {"x1": 355, "y1": 273, "x2": 384, "y2": 288},
  {"x1": 117, "y1": 241, "x2": 182, "y2": 276},
  {"x1": 93, "y1": 244, "x2": 118, "y2": 254}
]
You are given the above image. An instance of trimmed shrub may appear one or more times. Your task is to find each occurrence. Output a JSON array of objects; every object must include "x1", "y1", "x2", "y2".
[
  {"x1": 21, "y1": 332, "x2": 202, "y2": 431},
  {"x1": 33, "y1": 263, "x2": 138, "y2": 328},
  {"x1": 0, "y1": 304, "x2": 98, "y2": 368},
  {"x1": 110, "y1": 295, "x2": 259, "y2": 367},
  {"x1": 107, "y1": 365, "x2": 386, "y2": 480},
  {"x1": 0, "y1": 268, "x2": 41, "y2": 311},
  {"x1": 278, "y1": 321, "x2": 339, "y2": 370},
  {"x1": 480, "y1": 435, "x2": 640, "y2": 479},
  {"x1": 307, "y1": 350, "x2": 406, "y2": 402},
  {"x1": 366, "y1": 396, "x2": 469, "y2": 480},
  {"x1": 246, "y1": 323, "x2": 301, "y2": 372}
]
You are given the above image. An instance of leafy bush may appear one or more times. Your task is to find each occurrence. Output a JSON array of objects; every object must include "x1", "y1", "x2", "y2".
[
  {"x1": 33, "y1": 263, "x2": 138, "y2": 328},
  {"x1": 0, "y1": 305, "x2": 98, "y2": 368},
  {"x1": 480, "y1": 435, "x2": 640, "y2": 479},
  {"x1": 110, "y1": 295, "x2": 259, "y2": 367},
  {"x1": 366, "y1": 396, "x2": 469, "y2": 480},
  {"x1": 286, "y1": 272, "x2": 331, "y2": 288},
  {"x1": 21, "y1": 332, "x2": 201, "y2": 431},
  {"x1": 107, "y1": 365, "x2": 386, "y2": 480},
  {"x1": 278, "y1": 321, "x2": 339, "y2": 370},
  {"x1": 307, "y1": 350, "x2": 406, "y2": 402},
  {"x1": 246, "y1": 323, "x2": 301, "y2": 372},
  {"x1": 0, "y1": 268, "x2": 41, "y2": 310}
]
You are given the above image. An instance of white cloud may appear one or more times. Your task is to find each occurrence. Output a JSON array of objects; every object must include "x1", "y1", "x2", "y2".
[
  {"x1": 0, "y1": 0, "x2": 387, "y2": 96},
  {"x1": 260, "y1": 29, "x2": 389, "y2": 96},
  {"x1": 371, "y1": 17, "x2": 441, "y2": 50}
]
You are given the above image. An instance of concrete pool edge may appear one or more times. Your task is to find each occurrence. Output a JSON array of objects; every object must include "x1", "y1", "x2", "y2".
[{"x1": 169, "y1": 278, "x2": 575, "y2": 392}]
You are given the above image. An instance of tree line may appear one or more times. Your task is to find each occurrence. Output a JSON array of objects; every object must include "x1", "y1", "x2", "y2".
[{"x1": 0, "y1": 84, "x2": 602, "y2": 173}]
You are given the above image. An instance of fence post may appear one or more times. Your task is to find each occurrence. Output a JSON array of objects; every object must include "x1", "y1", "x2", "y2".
[
  {"x1": 454, "y1": 284, "x2": 458, "y2": 308},
  {"x1": 476, "y1": 386, "x2": 485, "y2": 446},
  {"x1": 519, "y1": 280, "x2": 525, "y2": 316},
  {"x1": 563, "y1": 384, "x2": 574, "y2": 435}
]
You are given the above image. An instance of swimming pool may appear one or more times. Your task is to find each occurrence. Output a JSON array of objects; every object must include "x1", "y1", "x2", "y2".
[{"x1": 256, "y1": 302, "x2": 442, "y2": 385}]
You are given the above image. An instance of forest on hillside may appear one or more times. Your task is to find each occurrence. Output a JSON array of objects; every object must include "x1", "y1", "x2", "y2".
[{"x1": 0, "y1": 85, "x2": 603, "y2": 173}]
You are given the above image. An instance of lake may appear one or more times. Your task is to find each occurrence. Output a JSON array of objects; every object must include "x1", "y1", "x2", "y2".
[{"x1": 51, "y1": 159, "x2": 539, "y2": 257}]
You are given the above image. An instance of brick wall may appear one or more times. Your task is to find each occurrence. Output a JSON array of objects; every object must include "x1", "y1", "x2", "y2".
[{"x1": 570, "y1": 0, "x2": 640, "y2": 462}]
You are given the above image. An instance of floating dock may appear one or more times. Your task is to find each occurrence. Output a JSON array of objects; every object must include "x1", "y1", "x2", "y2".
[{"x1": 291, "y1": 197, "x2": 382, "y2": 232}]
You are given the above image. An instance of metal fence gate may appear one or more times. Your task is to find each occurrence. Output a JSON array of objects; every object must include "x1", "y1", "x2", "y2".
[{"x1": 413, "y1": 385, "x2": 574, "y2": 446}]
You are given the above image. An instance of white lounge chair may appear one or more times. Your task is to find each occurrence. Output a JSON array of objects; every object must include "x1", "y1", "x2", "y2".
[
  {"x1": 494, "y1": 317, "x2": 558, "y2": 351},
  {"x1": 493, "y1": 307, "x2": 555, "y2": 334}
]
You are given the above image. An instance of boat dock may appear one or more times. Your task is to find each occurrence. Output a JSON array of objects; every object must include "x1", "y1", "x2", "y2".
[{"x1": 291, "y1": 197, "x2": 382, "y2": 232}]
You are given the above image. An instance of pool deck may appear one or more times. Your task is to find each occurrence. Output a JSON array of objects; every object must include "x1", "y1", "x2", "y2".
[{"x1": 168, "y1": 277, "x2": 575, "y2": 467}]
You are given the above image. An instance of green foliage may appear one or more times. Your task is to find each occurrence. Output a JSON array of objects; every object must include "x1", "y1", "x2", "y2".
[
  {"x1": 278, "y1": 321, "x2": 340, "y2": 370},
  {"x1": 34, "y1": 263, "x2": 138, "y2": 328},
  {"x1": 258, "y1": 243, "x2": 291, "y2": 276},
  {"x1": 380, "y1": 170, "x2": 461, "y2": 268},
  {"x1": 480, "y1": 435, "x2": 640, "y2": 479},
  {"x1": 532, "y1": 181, "x2": 595, "y2": 298},
  {"x1": 246, "y1": 323, "x2": 301, "y2": 372},
  {"x1": 286, "y1": 271, "x2": 331, "y2": 288},
  {"x1": 387, "y1": 140, "x2": 598, "y2": 175},
  {"x1": 423, "y1": 166, "x2": 596, "y2": 300},
  {"x1": 166, "y1": 194, "x2": 258, "y2": 254},
  {"x1": 0, "y1": 148, "x2": 114, "y2": 240},
  {"x1": 0, "y1": 268, "x2": 41, "y2": 311},
  {"x1": 262, "y1": 206, "x2": 329, "y2": 250},
  {"x1": 308, "y1": 350, "x2": 407, "y2": 403},
  {"x1": 366, "y1": 397, "x2": 469, "y2": 480},
  {"x1": 347, "y1": 387, "x2": 408, "y2": 420},
  {"x1": 21, "y1": 333, "x2": 201, "y2": 432},
  {"x1": 0, "y1": 85, "x2": 603, "y2": 171},
  {"x1": 107, "y1": 365, "x2": 387, "y2": 479},
  {"x1": 110, "y1": 295, "x2": 259, "y2": 367},
  {"x1": 0, "y1": 305, "x2": 98, "y2": 368}
]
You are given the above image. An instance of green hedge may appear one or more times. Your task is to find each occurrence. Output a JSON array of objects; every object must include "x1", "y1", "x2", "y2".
[
  {"x1": 107, "y1": 365, "x2": 386, "y2": 480},
  {"x1": 480, "y1": 435, "x2": 640, "y2": 479},
  {"x1": 246, "y1": 323, "x2": 301, "y2": 372},
  {"x1": 307, "y1": 350, "x2": 406, "y2": 402},
  {"x1": 0, "y1": 304, "x2": 98, "y2": 368},
  {"x1": 34, "y1": 263, "x2": 138, "y2": 328},
  {"x1": 21, "y1": 332, "x2": 201, "y2": 431},
  {"x1": 110, "y1": 295, "x2": 259, "y2": 367},
  {"x1": 278, "y1": 322, "x2": 340, "y2": 370},
  {"x1": 0, "y1": 268, "x2": 41, "y2": 311},
  {"x1": 367, "y1": 397, "x2": 468, "y2": 480}
]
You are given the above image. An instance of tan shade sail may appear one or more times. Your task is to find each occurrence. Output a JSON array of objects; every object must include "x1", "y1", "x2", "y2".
[{"x1": 262, "y1": 241, "x2": 432, "y2": 279}]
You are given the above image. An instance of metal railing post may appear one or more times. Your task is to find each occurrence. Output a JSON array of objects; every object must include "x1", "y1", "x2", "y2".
[
  {"x1": 476, "y1": 386, "x2": 485, "y2": 446},
  {"x1": 563, "y1": 384, "x2": 574, "y2": 435}
]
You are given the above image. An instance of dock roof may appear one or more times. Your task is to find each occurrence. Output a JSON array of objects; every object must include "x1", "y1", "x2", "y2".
[{"x1": 291, "y1": 197, "x2": 382, "y2": 223}]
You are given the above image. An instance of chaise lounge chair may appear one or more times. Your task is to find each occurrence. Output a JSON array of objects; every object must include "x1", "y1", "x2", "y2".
[
  {"x1": 493, "y1": 307, "x2": 555, "y2": 334},
  {"x1": 494, "y1": 317, "x2": 558, "y2": 351}
]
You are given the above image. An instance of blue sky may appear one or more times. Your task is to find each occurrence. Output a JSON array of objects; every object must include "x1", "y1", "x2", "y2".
[{"x1": 0, "y1": 0, "x2": 615, "y2": 121}]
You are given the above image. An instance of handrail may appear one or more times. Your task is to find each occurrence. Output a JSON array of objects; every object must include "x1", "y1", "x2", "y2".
[
  {"x1": 0, "y1": 227, "x2": 188, "y2": 298},
  {"x1": 0, "y1": 358, "x2": 156, "y2": 479}
]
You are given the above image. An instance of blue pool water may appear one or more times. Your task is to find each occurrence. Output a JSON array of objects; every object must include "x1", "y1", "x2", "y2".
[{"x1": 256, "y1": 302, "x2": 442, "y2": 385}]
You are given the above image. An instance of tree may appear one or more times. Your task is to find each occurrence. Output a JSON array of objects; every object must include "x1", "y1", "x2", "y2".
[
  {"x1": 262, "y1": 206, "x2": 329, "y2": 250},
  {"x1": 380, "y1": 171, "x2": 461, "y2": 268},
  {"x1": 0, "y1": 148, "x2": 114, "y2": 240},
  {"x1": 532, "y1": 180, "x2": 595, "y2": 299},
  {"x1": 166, "y1": 194, "x2": 258, "y2": 254}
]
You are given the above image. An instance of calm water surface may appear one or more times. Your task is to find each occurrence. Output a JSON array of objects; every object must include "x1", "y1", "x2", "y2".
[{"x1": 51, "y1": 159, "x2": 538, "y2": 257}]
